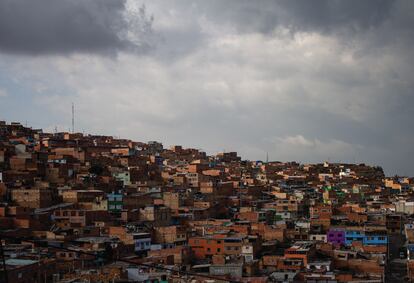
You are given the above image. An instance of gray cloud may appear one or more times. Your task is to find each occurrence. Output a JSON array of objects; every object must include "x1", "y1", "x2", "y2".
[
  {"x1": 0, "y1": 0, "x2": 153, "y2": 55},
  {"x1": 0, "y1": 0, "x2": 403, "y2": 56},
  {"x1": 184, "y1": 0, "x2": 396, "y2": 34},
  {"x1": 143, "y1": 0, "x2": 403, "y2": 61},
  {"x1": 274, "y1": 0, "x2": 395, "y2": 33},
  {"x1": 0, "y1": 0, "x2": 414, "y2": 176}
]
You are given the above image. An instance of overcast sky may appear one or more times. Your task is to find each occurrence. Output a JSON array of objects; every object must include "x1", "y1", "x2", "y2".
[{"x1": 0, "y1": 0, "x2": 413, "y2": 175}]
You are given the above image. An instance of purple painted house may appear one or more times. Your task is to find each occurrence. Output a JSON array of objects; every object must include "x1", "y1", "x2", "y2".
[{"x1": 327, "y1": 228, "x2": 345, "y2": 246}]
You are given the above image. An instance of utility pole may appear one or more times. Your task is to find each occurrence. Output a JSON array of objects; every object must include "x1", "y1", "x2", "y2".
[
  {"x1": 239, "y1": 168, "x2": 244, "y2": 209},
  {"x1": 0, "y1": 236, "x2": 8, "y2": 283}
]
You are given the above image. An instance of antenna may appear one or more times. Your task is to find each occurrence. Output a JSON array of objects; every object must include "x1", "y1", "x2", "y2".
[{"x1": 72, "y1": 102, "x2": 75, "y2": 134}]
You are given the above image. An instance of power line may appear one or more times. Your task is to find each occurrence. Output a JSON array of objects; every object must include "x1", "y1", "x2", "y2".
[{"x1": 0, "y1": 235, "x2": 242, "y2": 283}]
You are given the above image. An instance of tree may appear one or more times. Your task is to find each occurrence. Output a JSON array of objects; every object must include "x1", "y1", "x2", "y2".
[{"x1": 89, "y1": 164, "x2": 104, "y2": 176}]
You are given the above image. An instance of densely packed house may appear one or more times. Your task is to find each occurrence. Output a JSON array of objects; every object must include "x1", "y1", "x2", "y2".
[{"x1": 0, "y1": 120, "x2": 412, "y2": 282}]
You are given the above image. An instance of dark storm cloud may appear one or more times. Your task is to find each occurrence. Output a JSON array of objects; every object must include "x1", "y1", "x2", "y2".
[
  {"x1": 1, "y1": 0, "x2": 414, "y2": 175},
  {"x1": 196, "y1": 0, "x2": 396, "y2": 34},
  {"x1": 275, "y1": 0, "x2": 396, "y2": 33},
  {"x1": 0, "y1": 0, "x2": 153, "y2": 55},
  {"x1": 146, "y1": 0, "x2": 402, "y2": 60},
  {"x1": 0, "y1": 0, "x2": 404, "y2": 56}
]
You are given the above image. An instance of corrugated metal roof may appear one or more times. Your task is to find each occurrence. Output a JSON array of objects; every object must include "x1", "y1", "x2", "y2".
[{"x1": 5, "y1": 258, "x2": 38, "y2": 266}]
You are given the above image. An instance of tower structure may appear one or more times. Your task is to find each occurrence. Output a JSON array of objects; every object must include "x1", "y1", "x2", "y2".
[{"x1": 72, "y1": 102, "x2": 75, "y2": 133}]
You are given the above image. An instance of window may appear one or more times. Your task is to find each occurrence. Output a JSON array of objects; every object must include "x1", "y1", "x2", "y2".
[{"x1": 217, "y1": 248, "x2": 221, "y2": 252}]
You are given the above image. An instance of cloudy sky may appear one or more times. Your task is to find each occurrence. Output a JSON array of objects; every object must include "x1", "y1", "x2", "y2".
[{"x1": 0, "y1": 0, "x2": 413, "y2": 175}]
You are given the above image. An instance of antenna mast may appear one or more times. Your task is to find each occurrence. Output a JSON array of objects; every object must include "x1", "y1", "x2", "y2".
[{"x1": 72, "y1": 102, "x2": 75, "y2": 133}]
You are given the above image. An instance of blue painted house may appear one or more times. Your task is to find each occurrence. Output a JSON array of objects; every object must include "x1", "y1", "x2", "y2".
[
  {"x1": 363, "y1": 235, "x2": 388, "y2": 245},
  {"x1": 363, "y1": 231, "x2": 388, "y2": 245},
  {"x1": 133, "y1": 232, "x2": 151, "y2": 254},
  {"x1": 107, "y1": 191, "x2": 123, "y2": 213},
  {"x1": 345, "y1": 229, "x2": 387, "y2": 246},
  {"x1": 345, "y1": 229, "x2": 364, "y2": 246}
]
